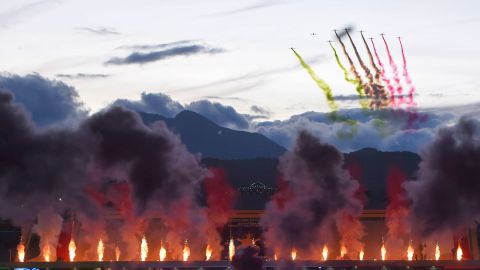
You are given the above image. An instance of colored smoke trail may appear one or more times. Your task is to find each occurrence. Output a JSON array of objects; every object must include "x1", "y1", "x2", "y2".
[
  {"x1": 381, "y1": 35, "x2": 404, "y2": 104},
  {"x1": 360, "y1": 32, "x2": 389, "y2": 107},
  {"x1": 371, "y1": 38, "x2": 396, "y2": 105},
  {"x1": 398, "y1": 37, "x2": 416, "y2": 105},
  {"x1": 344, "y1": 30, "x2": 375, "y2": 98},
  {"x1": 334, "y1": 30, "x2": 367, "y2": 102},
  {"x1": 291, "y1": 48, "x2": 338, "y2": 111}
]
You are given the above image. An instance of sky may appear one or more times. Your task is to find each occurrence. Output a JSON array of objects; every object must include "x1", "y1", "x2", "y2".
[
  {"x1": 1, "y1": 0, "x2": 480, "y2": 153},
  {"x1": 1, "y1": 0, "x2": 480, "y2": 119}
]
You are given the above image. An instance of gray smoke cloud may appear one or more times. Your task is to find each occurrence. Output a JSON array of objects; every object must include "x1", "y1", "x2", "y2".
[
  {"x1": 406, "y1": 117, "x2": 480, "y2": 237},
  {"x1": 0, "y1": 90, "x2": 211, "y2": 260},
  {"x1": 260, "y1": 131, "x2": 363, "y2": 258}
]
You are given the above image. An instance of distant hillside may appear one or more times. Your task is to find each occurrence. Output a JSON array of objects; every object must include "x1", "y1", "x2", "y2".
[
  {"x1": 203, "y1": 148, "x2": 421, "y2": 210},
  {"x1": 139, "y1": 110, "x2": 286, "y2": 159}
]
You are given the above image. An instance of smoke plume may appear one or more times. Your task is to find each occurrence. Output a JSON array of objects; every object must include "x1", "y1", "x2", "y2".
[
  {"x1": 261, "y1": 131, "x2": 363, "y2": 258},
  {"x1": 406, "y1": 117, "x2": 480, "y2": 237}
]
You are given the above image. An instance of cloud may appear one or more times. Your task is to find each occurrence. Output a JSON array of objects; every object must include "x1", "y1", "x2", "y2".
[
  {"x1": 55, "y1": 73, "x2": 110, "y2": 79},
  {"x1": 105, "y1": 44, "x2": 223, "y2": 65},
  {"x1": 253, "y1": 109, "x2": 452, "y2": 153},
  {"x1": 250, "y1": 105, "x2": 271, "y2": 116},
  {"x1": 112, "y1": 92, "x2": 184, "y2": 118},
  {"x1": 117, "y1": 40, "x2": 195, "y2": 51},
  {"x1": 218, "y1": 0, "x2": 282, "y2": 15},
  {"x1": 186, "y1": 100, "x2": 250, "y2": 129},
  {"x1": 0, "y1": 0, "x2": 60, "y2": 27},
  {"x1": 75, "y1": 26, "x2": 119, "y2": 35},
  {"x1": 0, "y1": 73, "x2": 87, "y2": 126}
]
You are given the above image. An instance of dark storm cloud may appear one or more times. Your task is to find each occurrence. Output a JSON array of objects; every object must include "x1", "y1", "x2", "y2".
[
  {"x1": 55, "y1": 73, "x2": 110, "y2": 79},
  {"x1": 260, "y1": 131, "x2": 362, "y2": 252},
  {"x1": 0, "y1": 73, "x2": 87, "y2": 126},
  {"x1": 75, "y1": 26, "x2": 120, "y2": 35},
  {"x1": 112, "y1": 92, "x2": 184, "y2": 118},
  {"x1": 105, "y1": 45, "x2": 223, "y2": 65},
  {"x1": 405, "y1": 117, "x2": 480, "y2": 236},
  {"x1": 186, "y1": 100, "x2": 250, "y2": 129}
]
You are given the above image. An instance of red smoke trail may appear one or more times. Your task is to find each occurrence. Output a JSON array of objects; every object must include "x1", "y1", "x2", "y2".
[
  {"x1": 398, "y1": 38, "x2": 416, "y2": 105},
  {"x1": 381, "y1": 35, "x2": 404, "y2": 105},
  {"x1": 370, "y1": 38, "x2": 396, "y2": 106}
]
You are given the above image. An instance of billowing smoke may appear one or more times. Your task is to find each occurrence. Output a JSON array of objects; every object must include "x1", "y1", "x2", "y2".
[
  {"x1": 261, "y1": 131, "x2": 363, "y2": 258},
  {"x1": 406, "y1": 117, "x2": 480, "y2": 237},
  {"x1": 203, "y1": 168, "x2": 237, "y2": 259},
  {"x1": 0, "y1": 90, "x2": 215, "y2": 261}
]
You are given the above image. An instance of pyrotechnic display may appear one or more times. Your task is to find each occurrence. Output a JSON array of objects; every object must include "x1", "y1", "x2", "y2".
[{"x1": 0, "y1": 1, "x2": 479, "y2": 270}]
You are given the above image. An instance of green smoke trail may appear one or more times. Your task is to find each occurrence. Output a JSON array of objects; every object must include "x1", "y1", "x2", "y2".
[
  {"x1": 292, "y1": 48, "x2": 357, "y2": 138},
  {"x1": 334, "y1": 31, "x2": 368, "y2": 104},
  {"x1": 291, "y1": 48, "x2": 338, "y2": 111}
]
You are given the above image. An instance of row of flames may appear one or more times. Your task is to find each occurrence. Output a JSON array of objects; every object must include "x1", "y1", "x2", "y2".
[
  {"x1": 16, "y1": 238, "x2": 464, "y2": 262},
  {"x1": 287, "y1": 242, "x2": 463, "y2": 261}
]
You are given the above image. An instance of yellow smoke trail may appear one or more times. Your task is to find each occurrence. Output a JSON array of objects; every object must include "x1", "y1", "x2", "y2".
[{"x1": 291, "y1": 48, "x2": 338, "y2": 111}]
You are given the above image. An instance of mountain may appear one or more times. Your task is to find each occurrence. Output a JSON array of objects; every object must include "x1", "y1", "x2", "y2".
[
  {"x1": 203, "y1": 148, "x2": 421, "y2": 210},
  {"x1": 139, "y1": 110, "x2": 286, "y2": 159}
]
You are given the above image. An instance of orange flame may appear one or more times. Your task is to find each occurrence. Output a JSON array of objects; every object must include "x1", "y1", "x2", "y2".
[
  {"x1": 456, "y1": 242, "x2": 463, "y2": 261},
  {"x1": 159, "y1": 241, "x2": 166, "y2": 262},
  {"x1": 291, "y1": 248, "x2": 297, "y2": 261},
  {"x1": 115, "y1": 246, "x2": 121, "y2": 261},
  {"x1": 381, "y1": 242, "x2": 386, "y2": 261},
  {"x1": 322, "y1": 245, "x2": 328, "y2": 261},
  {"x1": 407, "y1": 241, "x2": 414, "y2": 261},
  {"x1": 68, "y1": 239, "x2": 76, "y2": 262},
  {"x1": 183, "y1": 241, "x2": 190, "y2": 262},
  {"x1": 359, "y1": 249, "x2": 364, "y2": 261},
  {"x1": 205, "y1": 244, "x2": 212, "y2": 261},
  {"x1": 229, "y1": 238, "x2": 235, "y2": 261},
  {"x1": 43, "y1": 244, "x2": 51, "y2": 262},
  {"x1": 97, "y1": 239, "x2": 104, "y2": 261},
  {"x1": 435, "y1": 243, "x2": 440, "y2": 261},
  {"x1": 17, "y1": 242, "x2": 25, "y2": 262},
  {"x1": 274, "y1": 253, "x2": 278, "y2": 261},
  {"x1": 140, "y1": 236, "x2": 148, "y2": 261},
  {"x1": 340, "y1": 245, "x2": 347, "y2": 259}
]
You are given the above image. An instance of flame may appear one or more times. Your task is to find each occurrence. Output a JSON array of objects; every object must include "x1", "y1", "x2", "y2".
[
  {"x1": 159, "y1": 242, "x2": 166, "y2": 262},
  {"x1": 183, "y1": 241, "x2": 190, "y2": 262},
  {"x1": 291, "y1": 248, "x2": 297, "y2": 261},
  {"x1": 17, "y1": 242, "x2": 25, "y2": 262},
  {"x1": 140, "y1": 236, "x2": 148, "y2": 261},
  {"x1": 43, "y1": 244, "x2": 51, "y2": 262},
  {"x1": 274, "y1": 253, "x2": 278, "y2": 261},
  {"x1": 68, "y1": 239, "x2": 76, "y2": 262},
  {"x1": 97, "y1": 239, "x2": 104, "y2": 261},
  {"x1": 381, "y1": 242, "x2": 386, "y2": 261},
  {"x1": 340, "y1": 245, "x2": 347, "y2": 259},
  {"x1": 359, "y1": 249, "x2": 364, "y2": 261},
  {"x1": 205, "y1": 244, "x2": 212, "y2": 261},
  {"x1": 322, "y1": 245, "x2": 328, "y2": 261},
  {"x1": 456, "y1": 242, "x2": 463, "y2": 261},
  {"x1": 115, "y1": 246, "x2": 121, "y2": 261},
  {"x1": 229, "y1": 238, "x2": 235, "y2": 261},
  {"x1": 407, "y1": 241, "x2": 414, "y2": 261},
  {"x1": 435, "y1": 243, "x2": 440, "y2": 261}
]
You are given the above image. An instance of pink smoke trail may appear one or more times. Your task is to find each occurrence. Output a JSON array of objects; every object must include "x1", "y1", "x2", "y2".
[
  {"x1": 381, "y1": 35, "x2": 404, "y2": 105},
  {"x1": 370, "y1": 38, "x2": 396, "y2": 106},
  {"x1": 398, "y1": 37, "x2": 416, "y2": 105}
]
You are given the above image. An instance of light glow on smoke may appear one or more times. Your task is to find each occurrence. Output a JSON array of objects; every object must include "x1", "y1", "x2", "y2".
[
  {"x1": 17, "y1": 242, "x2": 25, "y2": 262},
  {"x1": 205, "y1": 244, "x2": 212, "y2": 261},
  {"x1": 97, "y1": 239, "x2": 104, "y2": 262},
  {"x1": 159, "y1": 242, "x2": 166, "y2": 262},
  {"x1": 68, "y1": 239, "x2": 76, "y2": 262},
  {"x1": 183, "y1": 241, "x2": 190, "y2": 262},
  {"x1": 140, "y1": 236, "x2": 148, "y2": 262},
  {"x1": 322, "y1": 245, "x2": 328, "y2": 261},
  {"x1": 115, "y1": 246, "x2": 121, "y2": 261}
]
